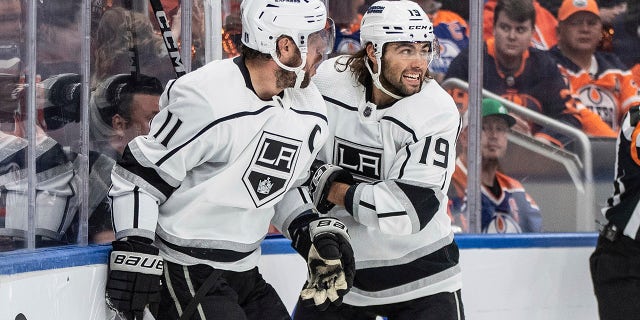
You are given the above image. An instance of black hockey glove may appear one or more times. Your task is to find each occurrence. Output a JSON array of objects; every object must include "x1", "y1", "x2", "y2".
[
  {"x1": 106, "y1": 237, "x2": 163, "y2": 320},
  {"x1": 289, "y1": 212, "x2": 355, "y2": 311},
  {"x1": 308, "y1": 159, "x2": 354, "y2": 214}
]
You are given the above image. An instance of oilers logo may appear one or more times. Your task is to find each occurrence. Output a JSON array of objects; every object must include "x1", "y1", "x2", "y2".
[
  {"x1": 483, "y1": 212, "x2": 523, "y2": 234},
  {"x1": 577, "y1": 85, "x2": 617, "y2": 130},
  {"x1": 243, "y1": 132, "x2": 301, "y2": 207}
]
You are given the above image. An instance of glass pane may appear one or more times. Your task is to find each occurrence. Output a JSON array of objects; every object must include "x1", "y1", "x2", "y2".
[
  {"x1": 221, "y1": 0, "x2": 242, "y2": 60},
  {"x1": 0, "y1": 0, "x2": 28, "y2": 251},
  {"x1": 35, "y1": 0, "x2": 85, "y2": 248}
]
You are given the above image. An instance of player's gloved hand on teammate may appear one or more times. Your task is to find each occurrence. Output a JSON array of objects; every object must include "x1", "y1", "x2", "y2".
[
  {"x1": 289, "y1": 212, "x2": 355, "y2": 310},
  {"x1": 106, "y1": 237, "x2": 163, "y2": 320},
  {"x1": 307, "y1": 159, "x2": 354, "y2": 214}
]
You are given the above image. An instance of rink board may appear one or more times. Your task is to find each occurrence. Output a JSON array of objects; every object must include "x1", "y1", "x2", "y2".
[{"x1": 0, "y1": 234, "x2": 599, "y2": 320}]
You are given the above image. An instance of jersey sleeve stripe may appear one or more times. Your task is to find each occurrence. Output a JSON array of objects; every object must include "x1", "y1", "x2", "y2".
[
  {"x1": 359, "y1": 200, "x2": 376, "y2": 211},
  {"x1": 378, "y1": 211, "x2": 407, "y2": 218},
  {"x1": 322, "y1": 95, "x2": 358, "y2": 111},
  {"x1": 289, "y1": 108, "x2": 328, "y2": 123},
  {"x1": 117, "y1": 148, "x2": 176, "y2": 201},
  {"x1": 155, "y1": 105, "x2": 276, "y2": 166},
  {"x1": 395, "y1": 180, "x2": 441, "y2": 230},
  {"x1": 160, "y1": 118, "x2": 183, "y2": 147},
  {"x1": 398, "y1": 145, "x2": 411, "y2": 179},
  {"x1": 153, "y1": 111, "x2": 173, "y2": 139},
  {"x1": 381, "y1": 116, "x2": 418, "y2": 142}
]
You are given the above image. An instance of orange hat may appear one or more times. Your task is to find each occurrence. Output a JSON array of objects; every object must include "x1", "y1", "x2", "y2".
[{"x1": 557, "y1": 0, "x2": 600, "y2": 21}]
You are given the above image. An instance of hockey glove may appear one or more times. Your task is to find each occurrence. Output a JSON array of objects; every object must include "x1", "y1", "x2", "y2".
[
  {"x1": 308, "y1": 159, "x2": 354, "y2": 214},
  {"x1": 106, "y1": 237, "x2": 163, "y2": 320},
  {"x1": 290, "y1": 213, "x2": 355, "y2": 311}
]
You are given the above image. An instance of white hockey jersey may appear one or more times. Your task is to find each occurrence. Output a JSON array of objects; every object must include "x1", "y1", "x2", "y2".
[
  {"x1": 312, "y1": 56, "x2": 463, "y2": 306},
  {"x1": 110, "y1": 56, "x2": 328, "y2": 271}
]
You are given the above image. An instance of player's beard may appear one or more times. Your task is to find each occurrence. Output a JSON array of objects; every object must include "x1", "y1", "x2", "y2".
[
  {"x1": 378, "y1": 59, "x2": 424, "y2": 97},
  {"x1": 275, "y1": 52, "x2": 311, "y2": 89}
]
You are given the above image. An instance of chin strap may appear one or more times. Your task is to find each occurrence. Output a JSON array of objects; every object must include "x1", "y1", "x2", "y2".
[
  {"x1": 364, "y1": 56, "x2": 402, "y2": 100},
  {"x1": 271, "y1": 50, "x2": 308, "y2": 89}
]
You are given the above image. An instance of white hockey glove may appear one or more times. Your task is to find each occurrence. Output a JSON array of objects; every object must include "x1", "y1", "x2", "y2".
[
  {"x1": 289, "y1": 212, "x2": 355, "y2": 311},
  {"x1": 308, "y1": 159, "x2": 354, "y2": 214},
  {"x1": 106, "y1": 237, "x2": 163, "y2": 320}
]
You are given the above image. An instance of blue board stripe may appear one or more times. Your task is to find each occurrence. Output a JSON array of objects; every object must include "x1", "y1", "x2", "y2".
[{"x1": 0, "y1": 234, "x2": 598, "y2": 275}]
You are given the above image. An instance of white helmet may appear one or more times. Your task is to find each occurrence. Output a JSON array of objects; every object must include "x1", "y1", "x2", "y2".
[
  {"x1": 360, "y1": 0, "x2": 438, "y2": 99},
  {"x1": 240, "y1": 0, "x2": 333, "y2": 88}
]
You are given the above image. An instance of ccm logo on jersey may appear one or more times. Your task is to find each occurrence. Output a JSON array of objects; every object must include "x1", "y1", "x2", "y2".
[
  {"x1": 243, "y1": 131, "x2": 302, "y2": 207},
  {"x1": 333, "y1": 137, "x2": 383, "y2": 182},
  {"x1": 110, "y1": 252, "x2": 164, "y2": 275}
]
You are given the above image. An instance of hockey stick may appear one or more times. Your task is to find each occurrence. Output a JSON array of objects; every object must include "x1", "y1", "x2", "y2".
[
  {"x1": 148, "y1": 0, "x2": 186, "y2": 78},
  {"x1": 123, "y1": 0, "x2": 141, "y2": 81}
]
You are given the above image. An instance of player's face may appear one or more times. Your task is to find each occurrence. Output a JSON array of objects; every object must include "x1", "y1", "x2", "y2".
[
  {"x1": 558, "y1": 12, "x2": 602, "y2": 54},
  {"x1": 493, "y1": 13, "x2": 532, "y2": 60},
  {"x1": 122, "y1": 93, "x2": 159, "y2": 143},
  {"x1": 481, "y1": 116, "x2": 509, "y2": 161},
  {"x1": 379, "y1": 42, "x2": 430, "y2": 97}
]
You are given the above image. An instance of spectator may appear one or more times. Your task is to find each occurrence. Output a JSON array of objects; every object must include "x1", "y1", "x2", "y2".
[
  {"x1": 104, "y1": 1, "x2": 354, "y2": 319},
  {"x1": 445, "y1": 0, "x2": 610, "y2": 147},
  {"x1": 413, "y1": 0, "x2": 470, "y2": 83},
  {"x1": 449, "y1": 98, "x2": 542, "y2": 233},
  {"x1": 484, "y1": 0, "x2": 559, "y2": 50},
  {"x1": 612, "y1": 0, "x2": 640, "y2": 84},
  {"x1": 590, "y1": 105, "x2": 640, "y2": 319},
  {"x1": 328, "y1": 0, "x2": 365, "y2": 56},
  {"x1": 549, "y1": 0, "x2": 640, "y2": 134},
  {"x1": 295, "y1": 1, "x2": 464, "y2": 318}
]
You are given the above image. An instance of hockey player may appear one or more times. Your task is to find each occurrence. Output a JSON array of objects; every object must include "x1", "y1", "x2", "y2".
[
  {"x1": 549, "y1": 0, "x2": 640, "y2": 134},
  {"x1": 105, "y1": 0, "x2": 355, "y2": 319},
  {"x1": 590, "y1": 105, "x2": 640, "y2": 319},
  {"x1": 295, "y1": 1, "x2": 464, "y2": 319}
]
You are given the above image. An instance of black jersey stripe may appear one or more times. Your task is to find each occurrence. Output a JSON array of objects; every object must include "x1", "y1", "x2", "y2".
[
  {"x1": 398, "y1": 145, "x2": 411, "y2": 179},
  {"x1": 119, "y1": 146, "x2": 177, "y2": 199},
  {"x1": 290, "y1": 108, "x2": 328, "y2": 123},
  {"x1": 160, "y1": 118, "x2": 182, "y2": 147},
  {"x1": 155, "y1": 105, "x2": 276, "y2": 166},
  {"x1": 133, "y1": 186, "x2": 140, "y2": 228},
  {"x1": 353, "y1": 241, "x2": 459, "y2": 292},
  {"x1": 381, "y1": 116, "x2": 418, "y2": 142},
  {"x1": 56, "y1": 182, "x2": 75, "y2": 234},
  {"x1": 159, "y1": 237, "x2": 256, "y2": 262},
  {"x1": 395, "y1": 181, "x2": 440, "y2": 230},
  {"x1": 153, "y1": 111, "x2": 173, "y2": 139},
  {"x1": 359, "y1": 200, "x2": 376, "y2": 211},
  {"x1": 0, "y1": 147, "x2": 25, "y2": 172},
  {"x1": 323, "y1": 95, "x2": 358, "y2": 111},
  {"x1": 297, "y1": 187, "x2": 309, "y2": 204},
  {"x1": 36, "y1": 143, "x2": 69, "y2": 173},
  {"x1": 378, "y1": 211, "x2": 407, "y2": 218},
  {"x1": 165, "y1": 78, "x2": 177, "y2": 101}
]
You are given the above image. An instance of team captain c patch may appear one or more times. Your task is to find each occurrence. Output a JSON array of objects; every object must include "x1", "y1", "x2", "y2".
[{"x1": 243, "y1": 131, "x2": 301, "y2": 207}]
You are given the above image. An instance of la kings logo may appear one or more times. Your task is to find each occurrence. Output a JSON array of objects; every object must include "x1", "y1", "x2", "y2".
[
  {"x1": 243, "y1": 132, "x2": 301, "y2": 207},
  {"x1": 334, "y1": 137, "x2": 383, "y2": 182}
]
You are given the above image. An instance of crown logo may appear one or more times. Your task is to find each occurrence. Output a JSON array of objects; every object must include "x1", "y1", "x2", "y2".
[{"x1": 257, "y1": 177, "x2": 274, "y2": 195}]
